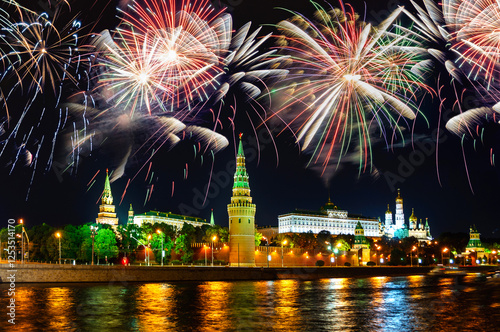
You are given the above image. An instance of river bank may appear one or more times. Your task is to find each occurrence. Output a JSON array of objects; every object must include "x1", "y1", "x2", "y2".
[{"x1": 0, "y1": 263, "x2": 494, "y2": 283}]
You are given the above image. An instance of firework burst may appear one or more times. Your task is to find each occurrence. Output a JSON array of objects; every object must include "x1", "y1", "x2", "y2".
[
  {"x1": 403, "y1": 0, "x2": 500, "y2": 136},
  {"x1": 271, "y1": 1, "x2": 430, "y2": 175},
  {"x1": 92, "y1": 0, "x2": 231, "y2": 115},
  {"x1": 1, "y1": 5, "x2": 89, "y2": 98}
]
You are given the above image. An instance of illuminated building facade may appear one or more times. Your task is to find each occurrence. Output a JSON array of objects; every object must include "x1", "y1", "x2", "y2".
[
  {"x1": 278, "y1": 199, "x2": 380, "y2": 237},
  {"x1": 130, "y1": 210, "x2": 208, "y2": 229},
  {"x1": 96, "y1": 169, "x2": 119, "y2": 227},
  {"x1": 227, "y1": 134, "x2": 256, "y2": 267},
  {"x1": 384, "y1": 189, "x2": 432, "y2": 241}
]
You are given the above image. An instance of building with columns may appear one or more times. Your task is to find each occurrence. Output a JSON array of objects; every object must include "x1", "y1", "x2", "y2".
[
  {"x1": 96, "y1": 169, "x2": 119, "y2": 227},
  {"x1": 129, "y1": 209, "x2": 208, "y2": 229},
  {"x1": 278, "y1": 198, "x2": 380, "y2": 237},
  {"x1": 227, "y1": 134, "x2": 256, "y2": 267}
]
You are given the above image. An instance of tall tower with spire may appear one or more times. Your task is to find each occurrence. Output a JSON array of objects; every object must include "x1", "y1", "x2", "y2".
[
  {"x1": 96, "y1": 169, "x2": 119, "y2": 227},
  {"x1": 210, "y1": 209, "x2": 215, "y2": 226},
  {"x1": 394, "y1": 188, "x2": 405, "y2": 230},
  {"x1": 227, "y1": 134, "x2": 256, "y2": 267},
  {"x1": 128, "y1": 204, "x2": 134, "y2": 225}
]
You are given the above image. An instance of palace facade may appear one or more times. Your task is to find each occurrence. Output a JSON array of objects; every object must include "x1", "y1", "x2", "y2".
[{"x1": 278, "y1": 199, "x2": 380, "y2": 237}]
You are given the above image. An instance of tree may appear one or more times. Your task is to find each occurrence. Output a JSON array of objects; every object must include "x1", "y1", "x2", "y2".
[
  {"x1": 218, "y1": 227, "x2": 229, "y2": 243},
  {"x1": 389, "y1": 248, "x2": 406, "y2": 265},
  {"x1": 295, "y1": 232, "x2": 316, "y2": 250},
  {"x1": 317, "y1": 230, "x2": 332, "y2": 250},
  {"x1": 61, "y1": 224, "x2": 82, "y2": 260},
  {"x1": 94, "y1": 228, "x2": 119, "y2": 263},
  {"x1": 151, "y1": 231, "x2": 174, "y2": 263},
  {"x1": 255, "y1": 230, "x2": 263, "y2": 246},
  {"x1": 334, "y1": 239, "x2": 351, "y2": 251},
  {"x1": 77, "y1": 224, "x2": 93, "y2": 262},
  {"x1": 29, "y1": 223, "x2": 56, "y2": 262},
  {"x1": 174, "y1": 223, "x2": 196, "y2": 263},
  {"x1": 175, "y1": 234, "x2": 193, "y2": 263},
  {"x1": 335, "y1": 234, "x2": 354, "y2": 248}
]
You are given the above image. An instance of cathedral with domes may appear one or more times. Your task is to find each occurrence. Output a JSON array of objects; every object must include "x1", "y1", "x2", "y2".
[{"x1": 383, "y1": 189, "x2": 432, "y2": 241}]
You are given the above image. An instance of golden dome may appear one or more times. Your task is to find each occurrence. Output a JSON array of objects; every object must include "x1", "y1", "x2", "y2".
[
  {"x1": 409, "y1": 208, "x2": 417, "y2": 222},
  {"x1": 396, "y1": 188, "x2": 403, "y2": 203}
]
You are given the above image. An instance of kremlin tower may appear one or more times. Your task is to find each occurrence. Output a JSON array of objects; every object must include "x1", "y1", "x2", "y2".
[
  {"x1": 394, "y1": 188, "x2": 405, "y2": 229},
  {"x1": 128, "y1": 204, "x2": 134, "y2": 225},
  {"x1": 227, "y1": 134, "x2": 256, "y2": 267},
  {"x1": 96, "y1": 169, "x2": 119, "y2": 227}
]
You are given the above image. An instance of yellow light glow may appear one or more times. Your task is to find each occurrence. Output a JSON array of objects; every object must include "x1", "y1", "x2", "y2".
[
  {"x1": 55, "y1": 232, "x2": 60, "y2": 238},
  {"x1": 212, "y1": 236, "x2": 217, "y2": 242},
  {"x1": 148, "y1": 234, "x2": 152, "y2": 240},
  {"x1": 19, "y1": 219, "x2": 23, "y2": 224},
  {"x1": 283, "y1": 240, "x2": 287, "y2": 245},
  {"x1": 156, "y1": 229, "x2": 161, "y2": 234}
]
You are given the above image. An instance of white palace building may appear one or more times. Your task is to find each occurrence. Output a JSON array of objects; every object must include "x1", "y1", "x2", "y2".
[
  {"x1": 278, "y1": 189, "x2": 433, "y2": 241},
  {"x1": 278, "y1": 198, "x2": 381, "y2": 237}
]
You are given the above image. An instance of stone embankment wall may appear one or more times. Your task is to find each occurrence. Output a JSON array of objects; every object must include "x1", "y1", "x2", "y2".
[
  {"x1": 1, "y1": 264, "x2": 493, "y2": 283},
  {"x1": 0, "y1": 263, "x2": 443, "y2": 283}
]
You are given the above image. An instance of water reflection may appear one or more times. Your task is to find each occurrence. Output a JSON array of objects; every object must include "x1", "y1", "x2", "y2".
[{"x1": 1, "y1": 275, "x2": 498, "y2": 331}]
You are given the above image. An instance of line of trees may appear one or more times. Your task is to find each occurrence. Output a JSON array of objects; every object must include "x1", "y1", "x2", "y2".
[{"x1": 0, "y1": 222, "x2": 234, "y2": 264}]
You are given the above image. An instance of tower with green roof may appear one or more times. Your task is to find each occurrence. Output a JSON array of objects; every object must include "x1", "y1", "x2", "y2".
[
  {"x1": 96, "y1": 169, "x2": 119, "y2": 227},
  {"x1": 352, "y1": 221, "x2": 370, "y2": 265},
  {"x1": 465, "y1": 225, "x2": 486, "y2": 265},
  {"x1": 466, "y1": 225, "x2": 484, "y2": 252},
  {"x1": 227, "y1": 134, "x2": 256, "y2": 267},
  {"x1": 128, "y1": 204, "x2": 134, "y2": 225}
]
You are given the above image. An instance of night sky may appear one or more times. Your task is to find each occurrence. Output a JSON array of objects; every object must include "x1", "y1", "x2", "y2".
[{"x1": 1, "y1": 0, "x2": 499, "y2": 239}]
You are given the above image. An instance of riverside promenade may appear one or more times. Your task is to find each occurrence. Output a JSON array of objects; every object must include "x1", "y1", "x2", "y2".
[{"x1": 1, "y1": 263, "x2": 492, "y2": 283}]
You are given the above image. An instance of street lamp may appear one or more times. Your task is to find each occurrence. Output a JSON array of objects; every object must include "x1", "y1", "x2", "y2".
[
  {"x1": 442, "y1": 247, "x2": 448, "y2": 265},
  {"x1": 204, "y1": 245, "x2": 207, "y2": 266},
  {"x1": 326, "y1": 241, "x2": 332, "y2": 267},
  {"x1": 376, "y1": 245, "x2": 382, "y2": 266},
  {"x1": 90, "y1": 225, "x2": 98, "y2": 265},
  {"x1": 411, "y1": 246, "x2": 416, "y2": 267},
  {"x1": 55, "y1": 232, "x2": 61, "y2": 264},
  {"x1": 335, "y1": 242, "x2": 341, "y2": 267},
  {"x1": 19, "y1": 219, "x2": 24, "y2": 264},
  {"x1": 211, "y1": 235, "x2": 217, "y2": 266},
  {"x1": 281, "y1": 239, "x2": 287, "y2": 267},
  {"x1": 147, "y1": 234, "x2": 152, "y2": 266},
  {"x1": 263, "y1": 237, "x2": 270, "y2": 268},
  {"x1": 157, "y1": 229, "x2": 164, "y2": 266}
]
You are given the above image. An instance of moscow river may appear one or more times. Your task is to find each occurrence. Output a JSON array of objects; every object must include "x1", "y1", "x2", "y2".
[{"x1": 1, "y1": 274, "x2": 499, "y2": 331}]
